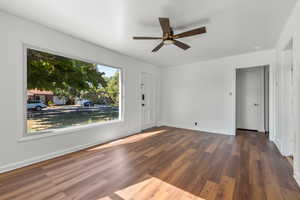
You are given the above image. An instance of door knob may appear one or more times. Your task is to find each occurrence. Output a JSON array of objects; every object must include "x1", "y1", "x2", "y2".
[{"x1": 254, "y1": 103, "x2": 259, "y2": 106}]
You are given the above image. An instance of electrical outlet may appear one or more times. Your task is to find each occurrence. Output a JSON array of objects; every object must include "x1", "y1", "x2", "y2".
[{"x1": 195, "y1": 122, "x2": 198, "y2": 126}]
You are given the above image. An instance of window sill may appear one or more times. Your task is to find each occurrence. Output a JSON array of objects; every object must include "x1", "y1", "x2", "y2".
[{"x1": 19, "y1": 120, "x2": 124, "y2": 143}]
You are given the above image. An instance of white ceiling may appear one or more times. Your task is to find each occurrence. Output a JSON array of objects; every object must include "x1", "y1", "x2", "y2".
[{"x1": 0, "y1": 0, "x2": 297, "y2": 67}]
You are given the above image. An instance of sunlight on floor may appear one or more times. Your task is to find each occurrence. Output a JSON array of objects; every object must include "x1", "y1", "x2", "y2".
[
  {"x1": 88, "y1": 129, "x2": 168, "y2": 151},
  {"x1": 98, "y1": 176, "x2": 205, "y2": 200}
]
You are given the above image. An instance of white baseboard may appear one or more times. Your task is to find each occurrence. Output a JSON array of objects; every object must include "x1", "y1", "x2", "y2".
[
  {"x1": 142, "y1": 123, "x2": 156, "y2": 130},
  {"x1": 0, "y1": 129, "x2": 140, "y2": 174},
  {"x1": 273, "y1": 139, "x2": 283, "y2": 154},
  {"x1": 274, "y1": 140, "x2": 292, "y2": 157},
  {"x1": 162, "y1": 123, "x2": 234, "y2": 136},
  {"x1": 156, "y1": 122, "x2": 163, "y2": 127},
  {"x1": 294, "y1": 172, "x2": 300, "y2": 187}
]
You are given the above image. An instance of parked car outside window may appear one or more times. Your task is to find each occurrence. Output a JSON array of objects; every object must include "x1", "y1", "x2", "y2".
[
  {"x1": 83, "y1": 100, "x2": 94, "y2": 107},
  {"x1": 27, "y1": 100, "x2": 47, "y2": 111}
]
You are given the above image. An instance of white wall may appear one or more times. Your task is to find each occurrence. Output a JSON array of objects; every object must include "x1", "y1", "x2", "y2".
[
  {"x1": 0, "y1": 11, "x2": 160, "y2": 172},
  {"x1": 160, "y1": 50, "x2": 276, "y2": 136},
  {"x1": 275, "y1": 0, "x2": 300, "y2": 185}
]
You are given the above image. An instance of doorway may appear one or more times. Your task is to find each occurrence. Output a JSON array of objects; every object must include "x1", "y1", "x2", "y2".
[
  {"x1": 141, "y1": 72, "x2": 154, "y2": 130},
  {"x1": 236, "y1": 66, "x2": 269, "y2": 133}
]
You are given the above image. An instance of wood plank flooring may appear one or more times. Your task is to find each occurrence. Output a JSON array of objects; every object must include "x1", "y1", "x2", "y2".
[{"x1": 0, "y1": 127, "x2": 299, "y2": 200}]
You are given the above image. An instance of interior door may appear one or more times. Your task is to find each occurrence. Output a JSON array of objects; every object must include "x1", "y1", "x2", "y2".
[
  {"x1": 141, "y1": 72, "x2": 154, "y2": 130},
  {"x1": 236, "y1": 68, "x2": 262, "y2": 131}
]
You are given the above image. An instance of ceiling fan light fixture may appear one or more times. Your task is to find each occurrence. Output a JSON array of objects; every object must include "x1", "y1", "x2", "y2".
[
  {"x1": 133, "y1": 17, "x2": 206, "y2": 52},
  {"x1": 163, "y1": 39, "x2": 174, "y2": 45}
]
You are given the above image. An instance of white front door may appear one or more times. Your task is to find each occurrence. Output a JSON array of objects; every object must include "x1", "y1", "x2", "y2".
[
  {"x1": 236, "y1": 67, "x2": 264, "y2": 131},
  {"x1": 141, "y1": 72, "x2": 154, "y2": 130}
]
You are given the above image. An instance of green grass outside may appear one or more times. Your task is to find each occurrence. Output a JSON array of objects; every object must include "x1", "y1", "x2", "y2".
[{"x1": 27, "y1": 109, "x2": 119, "y2": 134}]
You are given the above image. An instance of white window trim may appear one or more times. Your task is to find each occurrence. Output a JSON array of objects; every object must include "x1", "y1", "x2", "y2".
[{"x1": 20, "y1": 44, "x2": 124, "y2": 142}]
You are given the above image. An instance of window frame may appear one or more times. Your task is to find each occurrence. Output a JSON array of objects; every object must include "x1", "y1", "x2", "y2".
[{"x1": 21, "y1": 44, "x2": 124, "y2": 141}]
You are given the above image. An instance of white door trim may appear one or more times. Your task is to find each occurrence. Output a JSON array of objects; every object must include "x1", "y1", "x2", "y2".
[
  {"x1": 233, "y1": 64, "x2": 273, "y2": 137},
  {"x1": 236, "y1": 67, "x2": 265, "y2": 132}
]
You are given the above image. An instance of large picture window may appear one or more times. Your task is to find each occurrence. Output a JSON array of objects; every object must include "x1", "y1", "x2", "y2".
[{"x1": 26, "y1": 48, "x2": 121, "y2": 135}]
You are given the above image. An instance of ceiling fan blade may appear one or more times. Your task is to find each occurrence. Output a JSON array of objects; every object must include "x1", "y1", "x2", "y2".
[
  {"x1": 173, "y1": 27, "x2": 206, "y2": 39},
  {"x1": 173, "y1": 40, "x2": 190, "y2": 50},
  {"x1": 133, "y1": 36, "x2": 162, "y2": 40},
  {"x1": 159, "y1": 18, "x2": 171, "y2": 35},
  {"x1": 152, "y1": 42, "x2": 164, "y2": 52}
]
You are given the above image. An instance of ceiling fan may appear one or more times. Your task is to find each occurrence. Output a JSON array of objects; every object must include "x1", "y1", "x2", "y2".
[{"x1": 133, "y1": 17, "x2": 206, "y2": 52}]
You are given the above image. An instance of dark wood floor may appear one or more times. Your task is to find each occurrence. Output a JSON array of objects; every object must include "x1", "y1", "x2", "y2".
[{"x1": 0, "y1": 127, "x2": 299, "y2": 200}]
